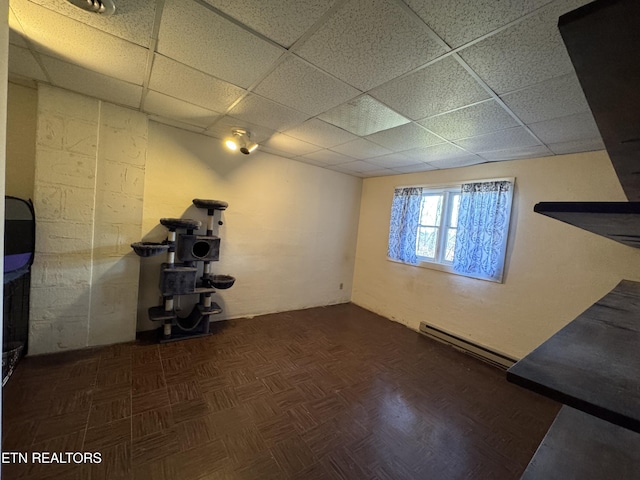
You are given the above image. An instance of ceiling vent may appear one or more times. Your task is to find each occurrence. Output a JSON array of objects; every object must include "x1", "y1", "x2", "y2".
[{"x1": 66, "y1": 0, "x2": 116, "y2": 15}]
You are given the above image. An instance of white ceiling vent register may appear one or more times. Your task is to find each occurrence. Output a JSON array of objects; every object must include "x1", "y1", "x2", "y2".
[{"x1": 66, "y1": 0, "x2": 116, "y2": 15}]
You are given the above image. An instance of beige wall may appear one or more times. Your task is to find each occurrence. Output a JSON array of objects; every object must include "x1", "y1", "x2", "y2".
[
  {"x1": 6, "y1": 83, "x2": 361, "y2": 348},
  {"x1": 6, "y1": 82, "x2": 36, "y2": 200},
  {"x1": 15, "y1": 81, "x2": 628, "y2": 360},
  {"x1": 138, "y1": 122, "x2": 362, "y2": 331},
  {"x1": 352, "y1": 151, "x2": 640, "y2": 359}
]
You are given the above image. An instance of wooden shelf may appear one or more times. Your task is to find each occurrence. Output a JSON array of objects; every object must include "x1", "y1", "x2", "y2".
[
  {"x1": 559, "y1": 0, "x2": 640, "y2": 201},
  {"x1": 520, "y1": 406, "x2": 640, "y2": 480},
  {"x1": 514, "y1": 2, "x2": 640, "y2": 477},
  {"x1": 534, "y1": 202, "x2": 640, "y2": 247},
  {"x1": 507, "y1": 279, "x2": 640, "y2": 433}
]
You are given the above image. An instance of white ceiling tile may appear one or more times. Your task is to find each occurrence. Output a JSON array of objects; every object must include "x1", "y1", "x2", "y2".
[
  {"x1": 361, "y1": 169, "x2": 398, "y2": 177},
  {"x1": 149, "y1": 55, "x2": 246, "y2": 113},
  {"x1": 292, "y1": 156, "x2": 330, "y2": 168},
  {"x1": 143, "y1": 90, "x2": 221, "y2": 128},
  {"x1": 419, "y1": 99, "x2": 519, "y2": 140},
  {"x1": 205, "y1": 115, "x2": 276, "y2": 144},
  {"x1": 149, "y1": 116, "x2": 206, "y2": 134},
  {"x1": 300, "y1": 149, "x2": 355, "y2": 165},
  {"x1": 370, "y1": 56, "x2": 491, "y2": 120},
  {"x1": 458, "y1": 3, "x2": 576, "y2": 95},
  {"x1": 454, "y1": 126, "x2": 540, "y2": 153},
  {"x1": 201, "y1": 0, "x2": 339, "y2": 48},
  {"x1": 8, "y1": 8, "x2": 29, "y2": 47},
  {"x1": 295, "y1": 0, "x2": 446, "y2": 91},
  {"x1": 403, "y1": 0, "x2": 553, "y2": 48},
  {"x1": 427, "y1": 155, "x2": 486, "y2": 169},
  {"x1": 368, "y1": 153, "x2": 422, "y2": 168},
  {"x1": 547, "y1": 138, "x2": 606, "y2": 155},
  {"x1": 393, "y1": 162, "x2": 438, "y2": 173},
  {"x1": 262, "y1": 133, "x2": 323, "y2": 156},
  {"x1": 10, "y1": 0, "x2": 148, "y2": 85},
  {"x1": 25, "y1": 0, "x2": 157, "y2": 47},
  {"x1": 366, "y1": 123, "x2": 443, "y2": 151},
  {"x1": 7, "y1": 77, "x2": 38, "y2": 90},
  {"x1": 37, "y1": 83, "x2": 100, "y2": 121},
  {"x1": 253, "y1": 55, "x2": 360, "y2": 116},
  {"x1": 318, "y1": 95, "x2": 410, "y2": 136},
  {"x1": 283, "y1": 119, "x2": 358, "y2": 148},
  {"x1": 551, "y1": 0, "x2": 599, "y2": 17},
  {"x1": 480, "y1": 145, "x2": 554, "y2": 162},
  {"x1": 157, "y1": 0, "x2": 284, "y2": 88},
  {"x1": 258, "y1": 146, "x2": 296, "y2": 159},
  {"x1": 528, "y1": 112, "x2": 602, "y2": 145},
  {"x1": 8, "y1": 45, "x2": 47, "y2": 82},
  {"x1": 8, "y1": 0, "x2": 604, "y2": 175},
  {"x1": 40, "y1": 55, "x2": 143, "y2": 108},
  {"x1": 331, "y1": 138, "x2": 393, "y2": 160},
  {"x1": 326, "y1": 167, "x2": 365, "y2": 178},
  {"x1": 228, "y1": 93, "x2": 311, "y2": 132},
  {"x1": 8, "y1": 31, "x2": 28, "y2": 49},
  {"x1": 333, "y1": 160, "x2": 381, "y2": 172},
  {"x1": 403, "y1": 142, "x2": 471, "y2": 162},
  {"x1": 501, "y1": 73, "x2": 590, "y2": 125}
]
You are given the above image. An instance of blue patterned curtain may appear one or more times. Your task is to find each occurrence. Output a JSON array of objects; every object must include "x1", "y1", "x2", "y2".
[
  {"x1": 453, "y1": 181, "x2": 513, "y2": 282},
  {"x1": 388, "y1": 187, "x2": 423, "y2": 264}
]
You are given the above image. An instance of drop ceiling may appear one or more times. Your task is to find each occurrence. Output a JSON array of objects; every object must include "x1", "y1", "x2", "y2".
[{"x1": 7, "y1": 0, "x2": 604, "y2": 178}]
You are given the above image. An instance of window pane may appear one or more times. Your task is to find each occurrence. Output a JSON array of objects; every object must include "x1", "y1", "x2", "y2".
[
  {"x1": 449, "y1": 193, "x2": 461, "y2": 228},
  {"x1": 420, "y1": 195, "x2": 442, "y2": 226},
  {"x1": 416, "y1": 226, "x2": 438, "y2": 259},
  {"x1": 444, "y1": 228, "x2": 456, "y2": 262}
]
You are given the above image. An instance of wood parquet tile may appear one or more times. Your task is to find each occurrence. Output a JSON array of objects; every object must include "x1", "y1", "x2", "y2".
[
  {"x1": 175, "y1": 416, "x2": 219, "y2": 452},
  {"x1": 88, "y1": 395, "x2": 131, "y2": 428},
  {"x1": 132, "y1": 407, "x2": 174, "y2": 440},
  {"x1": 223, "y1": 426, "x2": 269, "y2": 466},
  {"x1": 131, "y1": 429, "x2": 180, "y2": 466},
  {"x1": 132, "y1": 388, "x2": 169, "y2": 415},
  {"x1": 2, "y1": 303, "x2": 559, "y2": 479},
  {"x1": 84, "y1": 417, "x2": 131, "y2": 450}
]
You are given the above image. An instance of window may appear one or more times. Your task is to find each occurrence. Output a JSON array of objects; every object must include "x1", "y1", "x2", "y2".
[
  {"x1": 388, "y1": 179, "x2": 514, "y2": 282},
  {"x1": 415, "y1": 189, "x2": 460, "y2": 264}
]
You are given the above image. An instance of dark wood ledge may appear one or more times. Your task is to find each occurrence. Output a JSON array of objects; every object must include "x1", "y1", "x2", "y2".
[
  {"x1": 521, "y1": 406, "x2": 640, "y2": 479},
  {"x1": 507, "y1": 279, "x2": 640, "y2": 433},
  {"x1": 559, "y1": 0, "x2": 640, "y2": 200},
  {"x1": 534, "y1": 201, "x2": 640, "y2": 248}
]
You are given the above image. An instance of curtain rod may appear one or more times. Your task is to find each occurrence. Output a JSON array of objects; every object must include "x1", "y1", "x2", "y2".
[{"x1": 393, "y1": 176, "x2": 515, "y2": 190}]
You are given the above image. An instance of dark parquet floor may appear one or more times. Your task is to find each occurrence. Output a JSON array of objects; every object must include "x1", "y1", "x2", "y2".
[{"x1": 2, "y1": 303, "x2": 559, "y2": 479}]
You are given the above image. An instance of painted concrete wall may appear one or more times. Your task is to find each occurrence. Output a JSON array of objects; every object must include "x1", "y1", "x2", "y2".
[
  {"x1": 5, "y1": 82, "x2": 36, "y2": 200},
  {"x1": 352, "y1": 151, "x2": 640, "y2": 359},
  {"x1": 29, "y1": 85, "x2": 147, "y2": 354},
  {"x1": 10, "y1": 84, "x2": 360, "y2": 350},
  {"x1": 138, "y1": 122, "x2": 362, "y2": 331}
]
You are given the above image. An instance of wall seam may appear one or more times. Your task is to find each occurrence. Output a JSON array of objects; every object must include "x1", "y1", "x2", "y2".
[{"x1": 85, "y1": 100, "x2": 102, "y2": 348}]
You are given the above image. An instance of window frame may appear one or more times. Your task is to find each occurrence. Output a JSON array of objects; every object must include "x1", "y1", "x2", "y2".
[
  {"x1": 415, "y1": 187, "x2": 461, "y2": 266},
  {"x1": 387, "y1": 177, "x2": 515, "y2": 282}
]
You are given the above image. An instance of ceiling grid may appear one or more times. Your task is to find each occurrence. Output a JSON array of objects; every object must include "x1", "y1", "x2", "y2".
[{"x1": 7, "y1": 0, "x2": 602, "y2": 177}]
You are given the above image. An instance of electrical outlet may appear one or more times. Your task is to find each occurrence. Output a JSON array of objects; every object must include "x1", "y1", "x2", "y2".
[{"x1": 339, "y1": 283, "x2": 343, "y2": 290}]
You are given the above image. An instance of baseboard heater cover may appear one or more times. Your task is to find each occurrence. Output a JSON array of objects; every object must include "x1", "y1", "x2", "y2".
[{"x1": 419, "y1": 322, "x2": 516, "y2": 369}]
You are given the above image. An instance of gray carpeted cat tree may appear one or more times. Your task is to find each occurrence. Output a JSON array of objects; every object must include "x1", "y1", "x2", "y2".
[{"x1": 132, "y1": 199, "x2": 235, "y2": 342}]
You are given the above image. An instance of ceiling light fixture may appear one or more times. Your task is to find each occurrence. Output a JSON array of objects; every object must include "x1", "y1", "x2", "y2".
[
  {"x1": 224, "y1": 129, "x2": 258, "y2": 155},
  {"x1": 66, "y1": 0, "x2": 116, "y2": 16}
]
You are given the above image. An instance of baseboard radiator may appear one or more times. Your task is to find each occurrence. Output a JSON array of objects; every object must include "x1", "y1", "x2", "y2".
[{"x1": 419, "y1": 322, "x2": 516, "y2": 370}]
